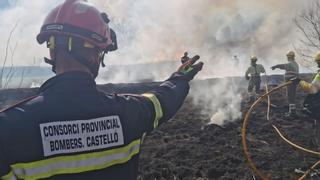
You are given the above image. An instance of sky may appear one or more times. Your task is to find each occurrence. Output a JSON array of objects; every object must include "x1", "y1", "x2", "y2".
[{"x1": 0, "y1": 0, "x2": 315, "y2": 81}]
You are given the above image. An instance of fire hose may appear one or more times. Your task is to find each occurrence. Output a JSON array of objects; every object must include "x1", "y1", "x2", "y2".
[{"x1": 242, "y1": 78, "x2": 320, "y2": 179}]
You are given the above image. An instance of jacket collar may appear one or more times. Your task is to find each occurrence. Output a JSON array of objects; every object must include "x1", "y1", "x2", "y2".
[{"x1": 39, "y1": 71, "x2": 96, "y2": 93}]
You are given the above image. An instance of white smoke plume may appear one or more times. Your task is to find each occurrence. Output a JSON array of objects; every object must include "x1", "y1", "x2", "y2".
[
  {"x1": 0, "y1": 0, "x2": 311, "y2": 76},
  {"x1": 94, "y1": 0, "x2": 311, "y2": 79},
  {"x1": 94, "y1": 0, "x2": 311, "y2": 125},
  {"x1": 190, "y1": 77, "x2": 243, "y2": 126},
  {"x1": 0, "y1": 0, "x2": 314, "y2": 124},
  {"x1": 0, "y1": 0, "x2": 64, "y2": 67}
]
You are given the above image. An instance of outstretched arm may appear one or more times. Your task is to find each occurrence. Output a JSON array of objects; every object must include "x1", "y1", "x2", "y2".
[
  {"x1": 114, "y1": 55, "x2": 203, "y2": 135},
  {"x1": 143, "y1": 55, "x2": 203, "y2": 127},
  {"x1": 271, "y1": 64, "x2": 287, "y2": 70}
]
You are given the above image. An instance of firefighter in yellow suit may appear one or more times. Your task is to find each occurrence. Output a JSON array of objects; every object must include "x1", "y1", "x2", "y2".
[
  {"x1": 299, "y1": 52, "x2": 320, "y2": 94},
  {"x1": 298, "y1": 52, "x2": 320, "y2": 146}
]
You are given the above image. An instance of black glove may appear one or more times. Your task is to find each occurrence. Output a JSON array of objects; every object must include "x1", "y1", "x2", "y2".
[
  {"x1": 245, "y1": 75, "x2": 250, "y2": 80},
  {"x1": 173, "y1": 55, "x2": 204, "y2": 81},
  {"x1": 289, "y1": 77, "x2": 301, "y2": 83},
  {"x1": 271, "y1": 66, "x2": 277, "y2": 70}
]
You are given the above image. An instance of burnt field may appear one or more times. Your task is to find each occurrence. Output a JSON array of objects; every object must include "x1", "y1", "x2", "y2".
[
  {"x1": 138, "y1": 86, "x2": 319, "y2": 179},
  {"x1": 0, "y1": 74, "x2": 319, "y2": 179}
]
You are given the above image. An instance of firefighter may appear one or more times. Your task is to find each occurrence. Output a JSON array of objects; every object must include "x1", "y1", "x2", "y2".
[
  {"x1": 245, "y1": 56, "x2": 266, "y2": 102},
  {"x1": 0, "y1": 1, "x2": 203, "y2": 179},
  {"x1": 181, "y1": 51, "x2": 190, "y2": 64},
  {"x1": 299, "y1": 52, "x2": 320, "y2": 94},
  {"x1": 293, "y1": 52, "x2": 320, "y2": 118},
  {"x1": 295, "y1": 52, "x2": 320, "y2": 146},
  {"x1": 271, "y1": 51, "x2": 300, "y2": 117}
]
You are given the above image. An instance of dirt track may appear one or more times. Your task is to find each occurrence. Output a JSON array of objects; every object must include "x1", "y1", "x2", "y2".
[{"x1": 0, "y1": 75, "x2": 319, "y2": 179}]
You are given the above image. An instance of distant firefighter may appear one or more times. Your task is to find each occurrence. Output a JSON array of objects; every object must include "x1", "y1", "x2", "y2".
[
  {"x1": 245, "y1": 56, "x2": 266, "y2": 102},
  {"x1": 181, "y1": 52, "x2": 190, "y2": 64},
  {"x1": 271, "y1": 51, "x2": 300, "y2": 117}
]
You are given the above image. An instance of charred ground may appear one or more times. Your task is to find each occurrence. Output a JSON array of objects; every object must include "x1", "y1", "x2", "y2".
[{"x1": 0, "y1": 74, "x2": 319, "y2": 179}]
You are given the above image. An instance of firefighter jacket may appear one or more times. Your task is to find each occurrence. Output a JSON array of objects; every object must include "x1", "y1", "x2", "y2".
[
  {"x1": 245, "y1": 64, "x2": 265, "y2": 78},
  {"x1": 0, "y1": 71, "x2": 190, "y2": 180},
  {"x1": 273, "y1": 60, "x2": 299, "y2": 80},
  {"x1": 300, "y1": 71, "x2": 320, "y2": 94}
]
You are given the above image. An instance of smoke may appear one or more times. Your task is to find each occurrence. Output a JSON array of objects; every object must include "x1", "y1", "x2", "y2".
[
  {"x1": 0, "y1": 0, "x2": 63, "y2": 67},
  {"x1": 0, "y1": 0, "x2": 311, "y2": 75},
  {"x1": 93, "y1": 0, "x2": 310, "y2": 80},
  {"x1": 93, "y1": 0, "x2": 310, "y2": 125},
  {"x1": 0, "y1": 0, "x2": 313, "y2": 124},
  {"x1": 190, "y1": 77, "x2": 243, "y2": 126}
]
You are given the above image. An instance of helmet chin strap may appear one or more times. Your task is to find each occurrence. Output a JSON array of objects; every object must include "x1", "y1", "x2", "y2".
[
  {"x1": 44, "y1": 49, "x2": 57, "y2": 73},
  {"x1": 44, "y1": 57, "x2": 56, "y2": 73},
  {"x1": 100, "y1": 50, "x2": 108, "y2": 68}
]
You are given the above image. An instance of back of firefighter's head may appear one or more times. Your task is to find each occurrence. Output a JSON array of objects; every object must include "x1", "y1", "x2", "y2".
[
  {"x1": 36, "y1": 0, "x2": 117, "y2": 78},
  {"x1": 250, "y1": 56, "x2": 257, "y2": 65},
  {"x1": 286, "y1": 51, "x2": 295, "y2": 61}
]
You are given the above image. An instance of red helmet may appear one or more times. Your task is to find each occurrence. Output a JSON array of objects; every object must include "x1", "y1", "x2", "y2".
[{"x1": 37, "y1": 0, "x2": 117, "y2": 51}]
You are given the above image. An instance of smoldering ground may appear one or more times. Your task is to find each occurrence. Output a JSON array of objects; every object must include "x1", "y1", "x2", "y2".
[{"x1": 189, "y1": 77, "x2": 245, "y2": 126}]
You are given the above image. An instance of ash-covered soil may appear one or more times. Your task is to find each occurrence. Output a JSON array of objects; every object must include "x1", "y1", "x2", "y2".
[
  {"x1": 137, "y1": 75, "x2": 320, "y2": 180},
  {"x1": 0, "y1": 74, "x2": 319, "y2": 180},
  {"x1": 138, "y1": 89, "x2": 319, "y2": 180}
]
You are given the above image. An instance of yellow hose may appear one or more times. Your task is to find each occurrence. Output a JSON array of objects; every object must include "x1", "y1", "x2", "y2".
[
  {"x1": 272, "y1": 125, "x2": 320, "y2": 155},
  {"x1": 298, "y1": 160, "x2": 320, "y2": 180},
  {"x1": 242, "y1": 81, "x2": 291, "y2": 179},
  {"x1": 265, "y1": 76, "x2": 320, "y2": 179},
  {"x1": 264, "y1": 73, "x2": 270, "y2": 121},
  {"x1": 242, "y1": 79, "x2": 320, "y2": 179}
]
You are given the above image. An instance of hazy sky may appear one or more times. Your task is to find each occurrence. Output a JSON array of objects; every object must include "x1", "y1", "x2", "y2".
[{"x1": 0, "y1": 0, "x2": 314, "y2": 79}]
